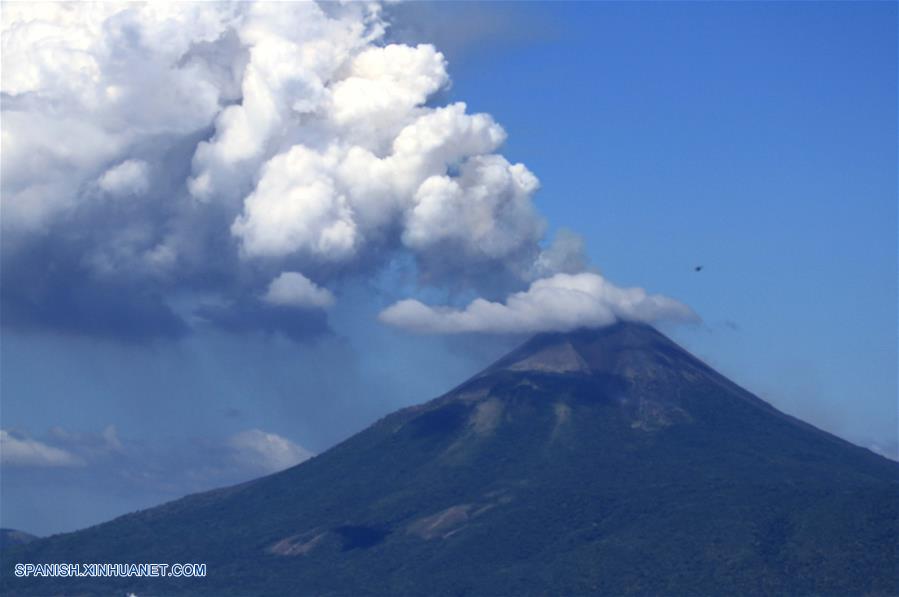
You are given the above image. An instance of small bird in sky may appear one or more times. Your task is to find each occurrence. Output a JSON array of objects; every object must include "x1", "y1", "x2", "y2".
[{"x1": 694, "y1": 265, "x2": 703, "y2": 272}]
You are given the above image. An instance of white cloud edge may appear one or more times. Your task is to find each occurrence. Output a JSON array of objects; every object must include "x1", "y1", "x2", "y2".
[
  {"x1": 1, "y1": 425, "x2": 315, "y2": 477},
  {"x1": 0, "y1": 429, "x2": 83, "y2": 467},
  {"x1": 228, "y1": 428, "x2": 314, "y2": 473},
  {"x1": 378, "y1": 272, "x2": 698, "y2": 334},
  {"x1": 97, "y1": 159, "x2": 150, "y2": 197},
  {"x1": 262, "y1": 271, "x2": 335, "y2": 309}
]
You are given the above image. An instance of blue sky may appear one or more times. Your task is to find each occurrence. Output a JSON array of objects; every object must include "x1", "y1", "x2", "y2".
[
  {"x1": 441, "y1": 0, "x2": 897, "y2": 445},
  {"x1": 1, "y1": 1, "x2": 895, "y2": 536}
]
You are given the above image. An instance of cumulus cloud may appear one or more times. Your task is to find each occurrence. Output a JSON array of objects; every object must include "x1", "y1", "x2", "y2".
[
  {"x1": 228, "y1": 429, "x2": 314, "y2": 473},
  {"x1": 379, "y1": 272, "x2": 697, "y2": 334},
  {"x1": 1, "y1": 424, "x2": 318, "y2": 524},
  {"x1": 0, "y1": 430, "x2": 82, "y2": 467},
  {"x1": 15, "y1": 424, "x2": 312, "y2": 477},
  {"x1": 263, "y1": 272, "x2": 334, "y2": 309},
  {"x1": 0, "y1": 1, "x2": 692, "y2": 341},
  {"x1": 97, "y1": 160, "x2": 150, "y2": 197}
]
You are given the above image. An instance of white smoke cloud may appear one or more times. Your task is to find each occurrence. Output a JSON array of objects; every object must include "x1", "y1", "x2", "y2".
[
  {"x1": 530, "y1": 229, "x2": 589, "y2": 279},
  {"x1": 1, "y1": 1, "x2": 691, "y2": 339},
  {"x1": 263, "y1": 272, "x2": 334, "y2": 309},
  {"x1": 1, "y1": 3, "x2": 235, "y2": 231},
  {"x1": 231, "y1": 145, "x2": 361, "y2": 260},
  {"x1": 379, "y1": 272, "x2": 697, "y2": 334},
  {"x1": 0, "y1": 429, "x2": 83, "y2": 467},
  {"x1": 402, "y1": 154, "x2": 543, "y2": 264},
  {"x1": 187, "y1": 2, "x2": 386, "y2": 203},
  {"x1": 228, "y1": 429, "x2": 314, "y2": 473}
]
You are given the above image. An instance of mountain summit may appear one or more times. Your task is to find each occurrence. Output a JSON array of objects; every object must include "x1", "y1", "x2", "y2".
[{"x1": 4, "y1": 322, "x2": 897, "y2": 596}]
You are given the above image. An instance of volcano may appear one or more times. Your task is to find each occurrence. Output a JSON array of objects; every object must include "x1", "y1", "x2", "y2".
[{"x1": 3, "y1": 322, "x2": 897, "y2": 595}]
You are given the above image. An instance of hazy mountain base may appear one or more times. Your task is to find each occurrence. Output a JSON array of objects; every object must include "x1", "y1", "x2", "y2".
[
  {"x1": 3, "y1": 323, "x2": 897, "y2": 596},
  {"x1": 0, "y1": 529, "x2": 37, "y2": 551}
]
